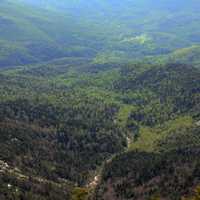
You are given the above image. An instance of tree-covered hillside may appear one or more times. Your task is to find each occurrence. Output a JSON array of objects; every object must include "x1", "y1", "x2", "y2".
[
  {"x1": 1, "y1": 0, "x2": 200, "y2": 67},
  {"x1": 0, "y1": 0, "x2": 200, "y2": 200},
  {"x1": 0, "y1": 0, "x2": 105, "y2": 68},
  {"x1": 0, "y1": 59, "x2": 199, "y2": 199},
  {"x1": 18, "y1": 0, "x2": 200, "y2": 60}
]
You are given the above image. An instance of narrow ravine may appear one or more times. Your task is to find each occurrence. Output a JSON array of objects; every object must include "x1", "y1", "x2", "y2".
[{"x1": 87, "y1": 135, "x2": 132, "y2": 191}]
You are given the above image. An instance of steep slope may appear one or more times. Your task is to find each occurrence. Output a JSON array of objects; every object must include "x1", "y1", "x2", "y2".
[
  {"x1": 0, "y1": 98, "x2": 126, "y2": 185},
  {"x1": 92, "y1": 62, "x2": 200, "y2": 200},
  {"x1": 0, "y1": 1, "x2": 200, "y2": 199},
  {"x1": 95, "y1": 133, "x2": 200, "y2": 200},
  {"x1": 0, "y1": 60, "x2": 199, "y2": 199}
]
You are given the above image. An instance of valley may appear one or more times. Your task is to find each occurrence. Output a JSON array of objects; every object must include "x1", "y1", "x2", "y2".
[{"x1": 0, "y1": 0, "x2": 200, "y2": 200}]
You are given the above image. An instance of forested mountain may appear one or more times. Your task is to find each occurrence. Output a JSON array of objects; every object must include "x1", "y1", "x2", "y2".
[
  {"x1": 0, "y1": 0, "x2": 103, "y2": 67},
  {"x1": 1, "y1": 0, "x2": 200, "y2": 67},
  {"x1": 0, "y1": 0, "x2": 200, "y2": 200}
]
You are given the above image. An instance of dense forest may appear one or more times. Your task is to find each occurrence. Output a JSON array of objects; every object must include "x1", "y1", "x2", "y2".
[{"x1": 0, "y1": 0, "x2": 200, "y2": 200}]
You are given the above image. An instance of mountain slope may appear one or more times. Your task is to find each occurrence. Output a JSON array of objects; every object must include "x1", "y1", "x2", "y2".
[
  {"x1": 19, "y1": 0, "x2": 200, "y2": 56},
  {"x1": 2, "y1": 0, "x2": 200, "y2": 67},
  {"x1": 95, "y1": 136, "x2": 200, "y2": 200},
  {"x1": 0, "y1": 0, "x2": 102, "y2": 68},
  {"x1": 0, "y1": 60, "x2": 200, "y2": 200},
  {"x1": 0, "y1": 1, "x2": 200, "y2": 199}
]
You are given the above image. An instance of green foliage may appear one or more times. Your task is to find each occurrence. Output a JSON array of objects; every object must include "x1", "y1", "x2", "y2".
[
  {"x1": 96, "y1": 146, "x2": 200, "y2": 200},
  {"x1": 129, "y1": 116, "x2": 194, "y2": 152},
  {"x1": 1, "y1": 0, "x2": 200, "y2": 67},
  {"x1": 0, "y1": 1, "x2": 200, "y2": 199},
  {"x1": 71, "y1": 188, "x2": 89, "y2": 200},
  {"x1": 0, "y1": 98, "x2": 126, "y2": 185},
  {"x1": 0, "y1": 172, "x2": 73, "y2": 200}
]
